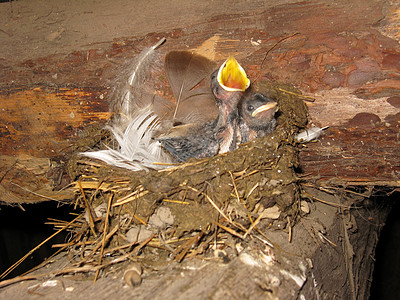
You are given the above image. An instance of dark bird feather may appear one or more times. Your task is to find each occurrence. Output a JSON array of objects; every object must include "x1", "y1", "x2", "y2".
[
  {"x1": 158, "y1": 122, "x2": 220, "y2": 162},
  {"x1": 164, "y1": 51, "x2": 218, "y2": 124}
]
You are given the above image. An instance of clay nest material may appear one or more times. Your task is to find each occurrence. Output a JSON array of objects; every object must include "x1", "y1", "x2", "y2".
[{"x1": 63, "y1": 81, "x2": 308, "y2": 280}]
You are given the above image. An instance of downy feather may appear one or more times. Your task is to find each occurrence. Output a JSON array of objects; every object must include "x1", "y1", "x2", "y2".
[
  {"x1": 82, "y1": 44, "x2": 224, "y2": 171},
  {"x1": 82, "y1": 38, "x2": 173, "y2": 171},
  {"x1": 83, "y1": 106, "x2": 172, "y2": 171},
  {"x1": 111, "y1": 38, "x2": 167, "y2": 130}
]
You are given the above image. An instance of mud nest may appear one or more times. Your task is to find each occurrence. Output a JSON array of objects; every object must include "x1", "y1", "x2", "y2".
[{"x1": 64, "y1": 82, "x2": 308, "y2": 277}]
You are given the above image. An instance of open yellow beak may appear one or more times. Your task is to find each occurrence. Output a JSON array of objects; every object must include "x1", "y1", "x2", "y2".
[
  {"x1": 217, "y1": 56, "x2": 250, "y2": 92},
  {"x1": 251, "y1": 102, "x2": 278, "y2": 117}
]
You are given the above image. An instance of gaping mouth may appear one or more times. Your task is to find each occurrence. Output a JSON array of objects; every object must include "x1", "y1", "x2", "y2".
[
  {"x1": 251, "y1": 102, "x2": 278, "y2": 117},
  {"x1": 217, "y1": 56, "x2": 250, "y2": 92}
]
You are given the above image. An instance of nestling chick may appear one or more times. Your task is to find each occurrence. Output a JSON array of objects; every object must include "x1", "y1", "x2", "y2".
[
  {"x1": 239, "y1": 93, "x2": 278, "y2": 143},
  {"x1": 159, "y1": 56, "x2": 250, "y2": 162}
]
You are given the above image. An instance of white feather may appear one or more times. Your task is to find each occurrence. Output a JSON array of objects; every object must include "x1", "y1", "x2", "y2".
[
  {"x1": 111, "y1": 37, "x2": 166, "y2": 131},
  {"x1": 82, "y1": 106, "x2": 172, "y2": 171},
  {"x1": 294, "y1": 126, "x2": 329, "y2": 142},
  {"x1": 128, "y1": 38, "x2": 165, "y2": 87},
  {"x1": 82, "y1": 38, "x2": 173, "y2": 171}
]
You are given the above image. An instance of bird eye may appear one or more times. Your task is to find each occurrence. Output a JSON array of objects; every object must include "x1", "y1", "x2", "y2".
[{"x1": 247, "y1": 105, "x2": 254, "y2": 111}]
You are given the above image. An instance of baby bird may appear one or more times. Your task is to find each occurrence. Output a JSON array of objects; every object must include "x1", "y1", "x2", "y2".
[
  {"x1": 159, "y1": 56, "x2": 250, "y2": 162},
  {"x1": 238, "y1": 93, "x2": 278, "y2": 143}
]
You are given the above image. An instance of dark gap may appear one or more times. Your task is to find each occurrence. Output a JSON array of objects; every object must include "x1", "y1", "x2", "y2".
[
  {"x1": 0, "y1": 201, "x2": 75, "y2": 280},
  {"x1": 370, "y1": 193, "x2": 400, "y2": 299}
]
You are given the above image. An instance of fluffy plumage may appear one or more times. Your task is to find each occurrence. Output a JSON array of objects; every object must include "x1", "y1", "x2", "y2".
[
  {"x1": 82, "y1": 38, "x2": 173, "y2": 171},
  {"x1": 158, "y1": 121, "x2": 220, "y2": 162},
  {"x1": 111, "y1": 38, "x2": 168, "y2": 130},
  {"x1": 83, "y1": 106, "x2": 172, "y2": 171},
  {"x1": 81, "y1": 42, "x2": 261, "y2": 170},
  {"x1": 82, "y1": 44, "x2": 219, "y2": 170}
]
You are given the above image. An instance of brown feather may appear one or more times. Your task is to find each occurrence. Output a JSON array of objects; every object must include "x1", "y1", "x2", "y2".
[{"x1": 164, "y1": 51, "x2": 218, "y2": 124}]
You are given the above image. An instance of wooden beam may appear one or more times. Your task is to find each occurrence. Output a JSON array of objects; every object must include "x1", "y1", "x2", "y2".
[
  {"x1": 0, "y1": 0, "x2": 399, "y2": 188},
  {"x1": 299, "y1": 125, "x2": 400, "y2": 186},
  {"x1": 0, "y1": 87, "x2": 109, "y2": 158}
]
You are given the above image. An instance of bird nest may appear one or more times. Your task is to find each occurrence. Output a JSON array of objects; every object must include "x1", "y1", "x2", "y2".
[{"x1": 64, "y1": 81, "x2": 308, "y2": 279}]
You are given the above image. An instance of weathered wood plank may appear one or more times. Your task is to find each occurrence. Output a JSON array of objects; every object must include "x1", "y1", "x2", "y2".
[
  {"x1": 0, "y1": 1, "x2": 398, "y2": 300},
  {"x1": 0, "y1": 0, "x2": 399, "y2": 186},
  {"x1": 0, "y1": 88, "x2": 108, "y2": 157},
  {"x1": 299, "y1": 125, "x2": 400, "y2": 186}
]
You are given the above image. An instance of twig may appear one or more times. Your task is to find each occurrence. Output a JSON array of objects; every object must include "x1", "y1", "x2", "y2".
[
  {"x1": 9, "y1": 181, "x2": 67, "y2": 202},
  {"x1": 216, "y1": 222, "x2": 245, "y2": 239},
  {"x1": 77, "y1": 180, "x2": 97, "y2": 237},
  {"x1": 77, "y1": 159, "x2": 104, "y2": 167},
  {"x1": 247, "y1": 183, "x2": 259, "y2": 198},
  {"x1": 187, "y1": 186, "x2": 232, "y2": 224},
  {"x1": 254, "y1": 227, "x2": 300, "y2": 257},
  {"x1": 318, "y1": 232, "x2": 337, "y2": 247},
  {"x1": 52, "y1": 241, "x2": 95, "y2": 248},
  {"x1": 162, "y1": 199, "x2": 190, "y2": 205},
  {"x1": 123, "y1": 205, "x2": 147, "y2": 225},
  {"x1": 0, "y1": 234, "x2": 154, "y2": 289},
  {"x1": 21, "y1": 245, "x2": 68, "y2": 277},
  {"x1": 0, "y1": 266, "x2": 98, "y2": 289},
  {"x1": 93, "y1": 193, "x2": 114, "y2": 283},
  {"x1": 244, "y1": 210, "x2": 267, "y2": 238},
  {"x1": 229, "y1": 171, "x2": 257, "y2": 237},
  {"x1": 112, "y1": 190, "x2": 149, "y2": 207},
  {"x1": 173, "y1": 232, "x2": 203, "y2": 262},
  {"x1": 240, "y1": 169, "x2": 261, "y2": 179},
  {"x1": 76, "y1": 224, "x2": 119, "y2": 266},
  {"x1": 254, "y1": 32, "x2": 300, "y2": 82},
  {"x1": 152, "y1": 162, "x2": 179, "y2": 166},
  {"x1": 103, "y1": 241, "x2": 137, "y2": 256},
  {"x1": 148, "y1": 237, "x2": 190, "y2": 248},
  {"x1": 300, "y1": 218, "x2": 322, "y2": 249},
  {"x1": 278, "y1": 88, "x2": 315, "y2": 102},
  {"x1": 157, "y1": 159, "x2": 207, "y2": 173},
  {"x1": 302, "y1": 191, "x2": 352, "y2": 209}
]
